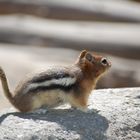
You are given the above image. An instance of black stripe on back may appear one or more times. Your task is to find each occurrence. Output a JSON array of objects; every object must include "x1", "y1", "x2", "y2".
[
  {"x1": 28, "y1": 84, "x2": 76, "y2": 94},
  {"x1": 31, "y1": 71, "x2": 71, "y2": 83}
]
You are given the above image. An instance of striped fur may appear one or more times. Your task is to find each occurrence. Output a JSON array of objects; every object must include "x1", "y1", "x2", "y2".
[{"x1": 23, "y1": 77, "x2": 76, "y2": 94}]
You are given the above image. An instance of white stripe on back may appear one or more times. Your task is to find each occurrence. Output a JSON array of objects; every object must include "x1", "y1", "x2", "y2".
[{"x1": 24, "y1": 77, "x2": 76, "y2": 94}]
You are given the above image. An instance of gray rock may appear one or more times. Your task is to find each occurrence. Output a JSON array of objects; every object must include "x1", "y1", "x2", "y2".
[{"x1": 0, "y1": 88, "x2": 140, "y2": 140}]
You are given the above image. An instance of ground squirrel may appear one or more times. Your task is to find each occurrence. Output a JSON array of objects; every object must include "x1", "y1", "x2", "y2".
[{"x1": 0, "y1": 50, "x2": 111, "y2": 112}]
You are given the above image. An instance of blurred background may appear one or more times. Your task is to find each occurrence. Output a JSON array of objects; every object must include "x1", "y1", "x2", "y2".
[{"x1": 0, "y1": 0, "x2": 140, "y2": 109}]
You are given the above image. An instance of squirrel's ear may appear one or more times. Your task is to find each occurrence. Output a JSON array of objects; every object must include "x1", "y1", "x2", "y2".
[{"x1": 79, "y1": 50, "x2": 87, "y2": 59}]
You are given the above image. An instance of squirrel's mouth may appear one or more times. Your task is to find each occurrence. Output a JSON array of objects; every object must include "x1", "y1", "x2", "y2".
[{"x1": 108, "y1": 61, "x2": 112, "y2": 67}]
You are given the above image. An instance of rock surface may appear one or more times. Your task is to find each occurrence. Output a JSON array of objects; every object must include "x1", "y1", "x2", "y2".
[{"x1": 0, "y1": 88, "x2": 140, "y2": 140}]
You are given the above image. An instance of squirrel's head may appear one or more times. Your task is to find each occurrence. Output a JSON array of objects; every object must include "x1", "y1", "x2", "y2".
[{"x1": 76, "y1": 50, "x2": 111, "y2": 78}]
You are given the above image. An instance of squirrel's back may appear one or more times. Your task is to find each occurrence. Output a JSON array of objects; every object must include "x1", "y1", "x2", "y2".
[{"x1": 14, "y1": 66, "x2": 82, "y2": 96}]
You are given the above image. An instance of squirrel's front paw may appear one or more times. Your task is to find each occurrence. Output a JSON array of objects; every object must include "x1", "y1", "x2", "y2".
[
  {"x1": 78, "y1": 107, "x2": 99, "y2": 113},
  {"x1": 31, "y1": 108, "x2": 48, "y2": 114},
  {"x1": 76, "y1": 107, "x2": 92, "y2": 113}
]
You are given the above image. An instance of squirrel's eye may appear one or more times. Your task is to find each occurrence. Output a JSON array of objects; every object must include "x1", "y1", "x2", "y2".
[
  {"x1": 85, "y1": 53, "x2": 93, "y2": 62},
  {"x1": 101, "y1": 58, "x2": 108, "y2": 66}
]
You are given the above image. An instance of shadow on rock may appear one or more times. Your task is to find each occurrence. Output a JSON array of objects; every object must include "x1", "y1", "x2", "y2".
[{"x1": 0, "y1": 108, "x2": 109, "y2": 140}]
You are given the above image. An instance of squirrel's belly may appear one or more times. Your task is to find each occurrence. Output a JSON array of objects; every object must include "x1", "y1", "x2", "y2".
[{"x1": 31, "y1": 89, "x2": 67, "y2": 110}]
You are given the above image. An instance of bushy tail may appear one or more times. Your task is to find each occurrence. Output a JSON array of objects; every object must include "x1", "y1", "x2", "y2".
[{"x1": 0, "y1": 67, "x2": 14, "y2": 105}]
